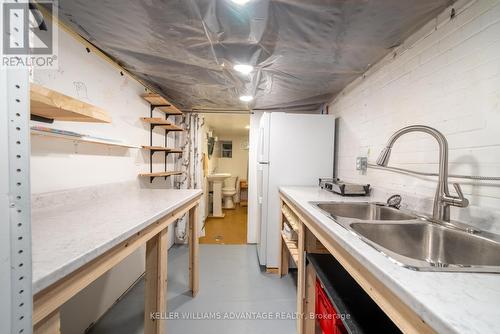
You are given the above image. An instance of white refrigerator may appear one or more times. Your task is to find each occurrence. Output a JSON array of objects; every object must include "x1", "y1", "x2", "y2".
[{"x1": 256, "y1": 112, "x2": 335, "y2": 267}]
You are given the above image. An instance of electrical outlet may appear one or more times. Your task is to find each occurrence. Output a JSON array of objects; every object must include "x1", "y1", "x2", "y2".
[{"x1": 356, "y1": 157, "x2": 367, "y2": 171}]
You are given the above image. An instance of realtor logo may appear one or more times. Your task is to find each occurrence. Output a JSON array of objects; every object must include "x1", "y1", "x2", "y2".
[{"x1": 1, "y1": 0, "x2": 58, "y2": 68}]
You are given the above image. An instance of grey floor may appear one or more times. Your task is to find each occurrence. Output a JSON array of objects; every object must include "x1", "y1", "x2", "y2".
[{"x1": 89, "y1": 245, "x2": 297, "y2": 334}]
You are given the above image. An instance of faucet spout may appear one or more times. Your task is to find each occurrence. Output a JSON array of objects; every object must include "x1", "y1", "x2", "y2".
[
  {"x1": 376, "y1": 125, "x2": 468, "y2": 222},
  {"x1": 376, "y1": 147, "x2": 392, "y2": 166}
]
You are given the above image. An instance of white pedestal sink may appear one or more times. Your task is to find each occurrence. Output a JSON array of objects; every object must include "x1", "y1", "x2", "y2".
[{"x1": 207, "y1": 173, "x2": 231, "y2": 218}]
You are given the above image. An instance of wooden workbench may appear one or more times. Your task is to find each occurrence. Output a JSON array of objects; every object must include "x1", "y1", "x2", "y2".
[
  {"x1": 31, "y1": 184, "x2": 202, "y2": 334},
  {"x1": 278, "y1": 190, "x2": 436, "y2": 334}
]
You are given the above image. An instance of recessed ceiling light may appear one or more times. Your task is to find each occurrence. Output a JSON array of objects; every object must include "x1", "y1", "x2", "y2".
[
  {"x1": 245, "y1": 125, "x2": 250, "y2": 129},
  {"x1": 230, "y1": 0, "x2": 250, "y2": 5},
  {"x1": 239, "y1": 95, "x2": 253, "y2": 102},
  {"x1": 234, "y1": 64, "x2": 254, "y2": 75}
]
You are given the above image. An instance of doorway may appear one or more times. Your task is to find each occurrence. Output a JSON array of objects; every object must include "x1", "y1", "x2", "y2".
[{"x1": 199, "y1": 113, "x2": 250, "y2": 245}]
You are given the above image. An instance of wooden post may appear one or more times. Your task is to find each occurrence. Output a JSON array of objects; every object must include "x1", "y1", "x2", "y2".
[
  {"x1": 34, "y1": 311, "x2": 60, "y2": 334},
  {"x1": 297, "y1": 222, "x2": 306, "y2": 334},
  {"x1": 278, "y1": 200, "x2": 289, "y2": 277},
  {"x1": 189, "y1": 204, "x2": 200, "y2": 296},
  {"x1": 304, "y1": 263, "x2": 317, "y2": 334},
  {"x1": 144, "y1": 227, "x2": 168, "y2": 334},
  {"x1": 279, "y1": 236, "x2": 290, "y2": 277}
]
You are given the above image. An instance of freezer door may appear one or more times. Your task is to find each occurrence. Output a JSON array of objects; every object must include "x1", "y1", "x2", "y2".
[
  {"x1": 257, "y1": 112, "x2": 270, "y2": 163},
  {"x1": 256, "y1": 162, "x2": 269, "y2": 266}
]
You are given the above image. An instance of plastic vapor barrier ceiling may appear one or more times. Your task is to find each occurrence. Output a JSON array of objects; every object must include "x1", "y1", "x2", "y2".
[{"x1": 54, "y1": 0, "x2": 454, "y2": 112}]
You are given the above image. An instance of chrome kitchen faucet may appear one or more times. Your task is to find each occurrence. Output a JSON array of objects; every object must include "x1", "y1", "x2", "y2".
[{"x1": 376, "y1": 125, "x2": 469, "y2": 222}]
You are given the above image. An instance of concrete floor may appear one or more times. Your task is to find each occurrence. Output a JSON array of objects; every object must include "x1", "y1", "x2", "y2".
[{"x1": 89, "y1": 245, "x2": 297, "y2": 334}]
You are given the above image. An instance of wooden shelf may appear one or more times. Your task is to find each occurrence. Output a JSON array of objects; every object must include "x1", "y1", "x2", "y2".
[
  {"x1": 31, "y1": 83, "x2": 112, "y2": 123},
  {"x1": 138, "y1": 171, "x2": 183, "y2": 177},
  {"x1": 160, "y1": 124, "x2": 184, "y2": 132},
  {"x1": 140, "y1": 118, "x2": 184, "y2": 132},
  {"x1": 141, "y1": 117, "x2": 172, "y2": 126},
  {"x1": 141, "y1": 146, "x2": 183, "y2": 154},
  {"x1": 139, "y1": 171, "x2": 183, "y2": 182},
  {"x1": 157, "y1": 106, "x2": 183, "y2": 116},
  {"x1": 282, "y1": 205, "x2": 299, "y2": 232},
  {"x1": 281, "y1": 231, "x2": 299, "y2": 264},
  {"x1": 166, "y1": 148, "x2": 183, "y2": 154},
  {"x1": 142, "y1": 93, "x2": 170, "y2": 106},
  {"x1": 142, "y1": 93, "x2": 183, "y2": 115},
  {"x1": 31, "y1": 128, "x2": 140, "y2": 148}
]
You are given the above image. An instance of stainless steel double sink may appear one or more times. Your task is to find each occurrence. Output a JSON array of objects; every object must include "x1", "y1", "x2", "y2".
[{"x1": 312, "y1": 202, "x2": 500, "y2": 273}]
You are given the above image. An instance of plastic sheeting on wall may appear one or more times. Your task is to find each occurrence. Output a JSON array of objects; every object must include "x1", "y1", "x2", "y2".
[{"x1": 54, "y1": 0, "x2": 454, "y2": 113}]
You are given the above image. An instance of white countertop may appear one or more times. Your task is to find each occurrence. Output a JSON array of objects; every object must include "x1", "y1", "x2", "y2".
[
  {"x1": 31, "y1": 184, "x2": 202, "y2": 294},
  {"x1": 280, "y1": 186, "x2": 500, "y2": 334}
]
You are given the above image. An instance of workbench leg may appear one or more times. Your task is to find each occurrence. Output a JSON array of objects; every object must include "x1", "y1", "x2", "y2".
[
  {"x1": 304, "y1": 263, "x2": 317, "y2": 334},
  {"x1": 34, "y1": 310, "x2": 60, "y2": 334},
  {"x1": 297, "y1": 223, "x2": 305, "y2": 334},
  {"x1": 144, "y1": 227, "x2": 168, "y2": 334},
  {"x1": 279, "y1": 236, "x2": 290, "y2": 277},
  {"x1": 278, "y1": 202, "x2": 289, "y2": 277},
  {"x1": 189, "y1": 203, "x2": 200, "y2": 296}
]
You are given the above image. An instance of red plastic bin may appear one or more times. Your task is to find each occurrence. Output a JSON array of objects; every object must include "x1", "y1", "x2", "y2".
[{"x1": 315, "y1": 279, "x2": 347, "y2": 334}]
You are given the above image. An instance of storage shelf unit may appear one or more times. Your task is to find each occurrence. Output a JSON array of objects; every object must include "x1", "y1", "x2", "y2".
[
  {"x1": 281, "y1": 232, "x2": 299, "y2": 264},
  {"x1": 140, "y1": 92, "x2": 184, "y2": 183},
  {"x1": 30, "y1": 83, "x2": 112, "y2": 123},
  {"x1": 308, "y1": 253, "x2": 402, "y2": 334},
  {"x1": 279, "y1": 201, "x2": 303, "y2": 276},
  {"x1": 31, "y1": 128, "x2": 140, "y2": 148},
  {"x1": 282, "y1": 204, "x2": 299, "y2": 232}
]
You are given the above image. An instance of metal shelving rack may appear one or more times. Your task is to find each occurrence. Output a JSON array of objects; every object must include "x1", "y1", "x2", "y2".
[{"x1": 1, "y1": 67, "x2": 33, "y2": 334}]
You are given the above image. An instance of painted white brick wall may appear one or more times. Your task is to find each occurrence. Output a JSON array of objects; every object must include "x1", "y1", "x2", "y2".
[{"x1": 329, "y1": 0, "x2": 500, "y2": 233}]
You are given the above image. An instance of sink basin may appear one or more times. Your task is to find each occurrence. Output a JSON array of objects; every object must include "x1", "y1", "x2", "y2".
[
  {"x1": 350, "y1": 221, "x2": 500, "y2": 272},
  {"x1": 311, "y1": 201, "x2": 500, "y2": 273},
  {"x1": 314, "y1": 202, "x2": 417, "y2": 221},
  {"x1": 207, "y1": 173, "x2": 231, "y2": 182}
]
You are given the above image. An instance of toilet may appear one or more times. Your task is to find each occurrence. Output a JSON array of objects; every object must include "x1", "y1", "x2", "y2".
[{"x1": 222, "y1": 176, "x2": 239, "y2": 209}]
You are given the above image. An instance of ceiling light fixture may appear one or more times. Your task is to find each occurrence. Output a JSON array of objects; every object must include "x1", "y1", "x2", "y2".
[
  {"x1": 245, "y1": 125, "x2": 250, "y2": 129},
  {"x1": 239, "y1": 95, "x2": 253, "y2": 102},
  {"x1": 230, "y1": 0, "x2": 250, "y2": 5},
  {"x1": 234, "y1": 64, "x2": 254, "y2": 75}
]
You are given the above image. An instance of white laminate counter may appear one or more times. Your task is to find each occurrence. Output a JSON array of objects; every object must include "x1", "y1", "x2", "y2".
[
  {"x1": 280, "y1": 186, "x2": 500, "y2": 334},
  {"x1": 31, "y1": 183, "x2": 202, "y2": 294}
]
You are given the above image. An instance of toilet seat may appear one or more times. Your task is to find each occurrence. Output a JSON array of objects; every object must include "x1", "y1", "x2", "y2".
[{"x1": 222, "y1": 187, "x2": 237, "y2": 195}]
